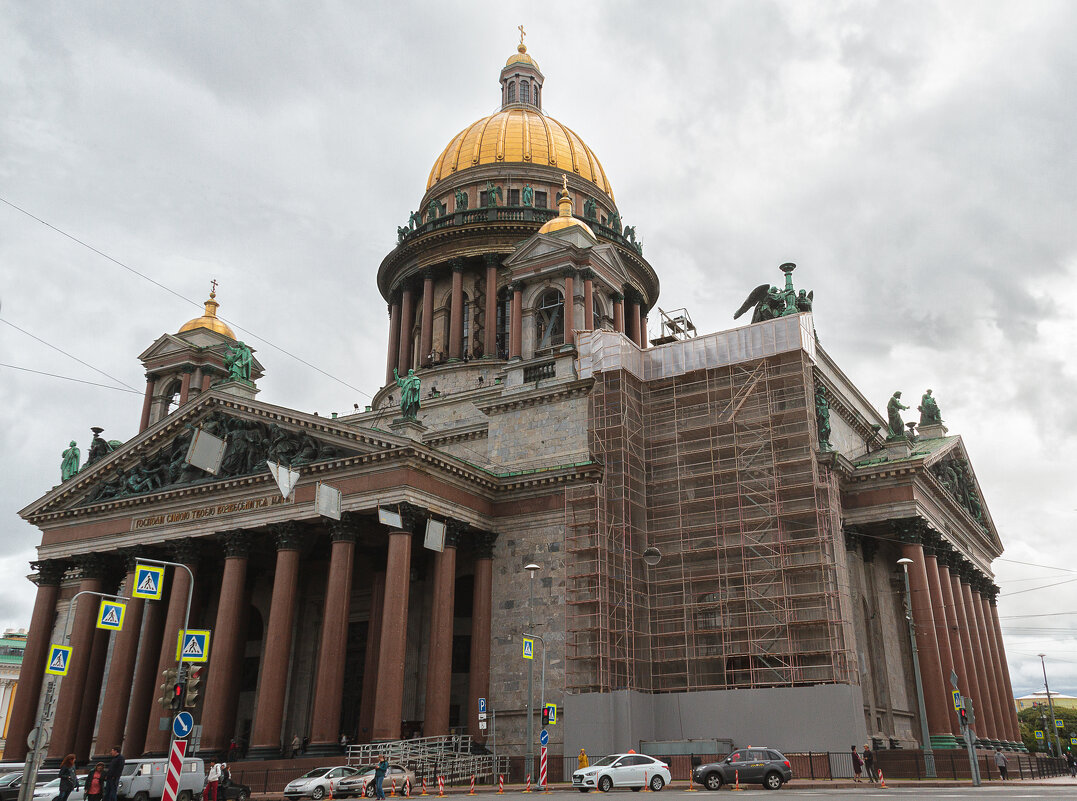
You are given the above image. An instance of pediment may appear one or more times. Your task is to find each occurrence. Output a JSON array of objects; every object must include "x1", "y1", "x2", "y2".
[
  {"x1": 921, "y1": 436, "x2": 1001, "y2": 551},
  {"x1": 21, "y1": 392, "x2": 403, "y2": 519},
  {"x1": 138, "y1": 333, "x2": 198, "y2": 361},
  {"x1": 504, "y1": 232, "x2": 593, "y2": 267}
]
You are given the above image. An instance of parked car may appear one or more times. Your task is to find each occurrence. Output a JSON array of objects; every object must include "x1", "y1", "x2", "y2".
[
  {"x1": 283, "y1": 767, "x2": 360, "y2": 801},
  {"x1": 334, "y1": 764, "x2": 415, "y2": 798},
  {"x1": 208, "y1": 779, "x2": 250, "y2": 801},
  {"x1": 692, "y1": 748, "x2": 792, "y2": 791},
  {"x1": 572, "y1": 753, "x2": 671, "y2": 792},
  {"x1": 117, "y1": 757, "x2": 205, "y2": 801},
  {"x1": 0, "y1": 770, "x2": 62, "y2": 801},
  {"x1": 32, "y1": 778, "x2": 86, "y2": 801}
]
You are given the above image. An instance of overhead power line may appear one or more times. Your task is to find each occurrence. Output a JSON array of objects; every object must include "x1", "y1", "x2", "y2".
[
  {"x1": 1000, "y1": 577, "x2": 1077, "y2": 597},
  {"x1": 997, "y1": 557, "x2": 1077, "y2": 574},
  {"x1": 0, "y1": 317, "x2": 139, "y2": 391},
  {"x1": 0, "y1": 195, "x2": 372, "y2": 399},
  {"x1": 0, "y1": 362, "x2": 141, "y2": 393}
]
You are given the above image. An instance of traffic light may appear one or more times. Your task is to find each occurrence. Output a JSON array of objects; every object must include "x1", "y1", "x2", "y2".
[
  {"x1": 157, "y1": 668, "x2": 179, "y2": 709},
  {"x1": 542, "y1": 707, "x2": 550, "y2": 726},
  {"x1": 184, "y1": 665, "x2": 203, "y2": 709},
  {"x1": 170, "y1": 681, "x2": 186, "y2": 713},
  {"x1": 959, "y1": 708, "x2": 968, "y2": 728}
]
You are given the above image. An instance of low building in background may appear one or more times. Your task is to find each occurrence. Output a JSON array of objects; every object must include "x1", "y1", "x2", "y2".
[{"x1": 0, "y1": 629, "x2": 28, "y2": 759}]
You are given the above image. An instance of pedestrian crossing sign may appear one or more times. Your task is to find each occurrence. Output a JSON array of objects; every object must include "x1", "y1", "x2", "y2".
[
  {"x1": 46, "y1": 644, "x2": 71, "y2": 676},
  {"x1": 1034, "y1": 730, "x2": 1044, "y2": 740},
  {"x1": 545, "y1": 703, "x2": 557, "y2": 724},
  {"x1": 951, "y1": 690, "x2": 962, "y2": 711},
  {"x1": 522, "y1": 637, "x2": 534, "y2": 660},
  {"x1": 133, "y1": 564, "x2": 165, "y2": 600},
  {"x1": 1056, "y1": 719, "x2": 1064, "y2": 728},
  {"x1": 1071, "y1": 737, "x2": 1076, "y2": 745},
  {"x1": 97, "y1": 599, "x2": 126, "y2": 631},
  {"x1": 175, "y1": 629, "x2": 211, "y2": 662}
]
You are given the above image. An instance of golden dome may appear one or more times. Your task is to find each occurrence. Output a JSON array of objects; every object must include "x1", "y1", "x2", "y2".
[
  {"x1": 539, "y1": 181, "x2": 595, "y2": 237},
  {"x1": 426, "y1": 108, "x2": 615, "y2": 200},
  {"x1": 178, "y1": 286, "x2": 236, "y2": 339},
  {"x1": 505, "y1": 43, "x2": 539, "y2": 70}
]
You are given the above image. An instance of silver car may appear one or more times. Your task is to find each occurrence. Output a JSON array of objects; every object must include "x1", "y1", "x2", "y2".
[
  {"x1": 334, "y1": 765, "x2": 416, "y2": 798},
  {"x1": 283, "y1": 767, "x2": 361, "y2": 801}
]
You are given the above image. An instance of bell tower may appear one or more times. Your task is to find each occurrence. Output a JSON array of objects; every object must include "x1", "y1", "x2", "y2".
[{"x1": 500, "y1": 28, "x2": 543, "y2": 110}]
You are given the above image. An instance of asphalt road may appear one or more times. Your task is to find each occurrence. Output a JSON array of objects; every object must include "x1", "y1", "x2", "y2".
[{"x1": 433, "y1": 786, "x2": 1077, "y2": 800}]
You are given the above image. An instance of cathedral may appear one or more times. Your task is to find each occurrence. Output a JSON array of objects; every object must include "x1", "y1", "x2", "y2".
[{"x1": 10, "y1": 40, "x2": 1020, "y2": 775}]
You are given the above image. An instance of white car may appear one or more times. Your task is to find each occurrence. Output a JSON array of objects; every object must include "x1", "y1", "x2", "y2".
[
  {"x1": 283, "y1": 767, "x2": 361, "y2": 801},
  {"x1": 32, "y1": 779, "x2": 84, "y2": 801},
  {"x1": 572, "y1": 753, "x2": 671, "y2": 793}
]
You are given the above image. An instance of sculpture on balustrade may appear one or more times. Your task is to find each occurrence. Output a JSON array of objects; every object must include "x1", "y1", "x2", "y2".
[
  {"x1": 397, "y1": 226, "x2": 411, "y2": 243},
  {"x1": 583, "y1": 197, "x2": 597, "y2": 220},
  {"x1": 61, "y1": 441, "x2": 80, "y2": 481},
  {"x1": 522, "y1": 184, "x2": 533, "y2": 206},
  {"x1": 225, "y1": 341, "x2": 253, "y2": 382},
  {"x1": 484, "y1": 182, "x2": 503, "y2": 208},
  {"x1": 454, "y1": 189, "x2": 469, "y2": 210},
  {"x1": 886, "y1": 391, "x2": 909, "y2": 440},
  {"x1": 409, "y1": 210, "x2": 422, "y2": 229},
  {"x1": 394, "y1": 368, "x2": 421, "y2": 421},
  {"x1": 815, "y1": 385, "x2": 833, "y2": 451},
  {"x1": 918, "y1": 389, "x2": 943, "y2": 426}
]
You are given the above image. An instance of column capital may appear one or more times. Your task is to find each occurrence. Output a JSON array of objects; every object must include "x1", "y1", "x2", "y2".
[
  {"x1": 399, "y1": 502, "x2": 426, "y2": 533},
  {"x1": 31, "y1": 559, "x2": 67, "y2": 587},
  {"x1": 145, "y1": 372, "x2": 158, "y2": 382},
  {"x1": 984, "y1": 583, "x2": 1000, "y2": 603},
  {"x1": 450, "y1": 257, "x2": 466, "y2": 273},
  {"x1": 483, "y1": 253, "x2": 501, "y2": 269},
  {"x1": 73, "y1": 553, "x2": 109, "y2": 581},
  {"x1": 329, "y1": 518, "x2": 361, "y2": 544},
  {"x1": 561, "y1": 267, "x2": 578, "y2": 280},
  {"x1": 421, "y1": 267, "x2": 438, "y2": 281},
  {"x1": 842, "y1": 527, "x2": 861, "y2": 552},
  {"x1": 269, "y1": 521, "x2": 303, "y2": 551},
  {"x1": 444, "y1": 520, "x2": 469, "y2": 549},
  {"x1": 508, "y1": 281, "x2": 524, "y2": 294},
  {"x1": 579, "y1": 268, "x2": 595, "y2": 281},
  {"x1": 469, "y1": 531, "x2": 498, "y2": 559},
  {"x1": 220, "y1": 529, "x2": 252, "y2": 559},
  {"x1": 168, "y1": 537, "x2": 200, "y2": 567},
  {"x1": 612, "y1": 291, "x2": 624, "y2": 302}
]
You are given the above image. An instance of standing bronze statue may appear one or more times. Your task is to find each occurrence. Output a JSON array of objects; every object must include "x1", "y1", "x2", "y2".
[
  {"x1": 886, "y1": 391, "x2": 910, "y2": 440},
  {"x1": 61, "y1": 441, "x2": 80, "y2": 481},
  {"x1": 918, "y1": 389, "x2": 943, "y2": 425},
  {"x1": 394, "y1": 368, "x2": 421, "y2": 421},
  {"x1": 225, "y1": 341, "x2": 253, "y2": 382},
  {"x1": 815, "y1": 385, "x2": 832, "y2": 452}
]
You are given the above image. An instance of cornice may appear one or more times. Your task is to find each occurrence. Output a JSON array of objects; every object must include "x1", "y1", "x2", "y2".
[{"x1": 476, "y1": 379, "x2": 593, "y2": 414}]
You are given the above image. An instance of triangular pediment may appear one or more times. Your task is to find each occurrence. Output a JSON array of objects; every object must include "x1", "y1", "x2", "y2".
[
  {"x1": 921, "y1": 436, "x2": 1001, "y2": 551},
  {"x1": 504, "y1": 232, "x2": 592, "y2": 266},
  {"x1": 138, "y1": 333, "x2": 199, "y2": 361},
  {"x1": 21, "y1": 392, "x2": 406, "y2": 519}
]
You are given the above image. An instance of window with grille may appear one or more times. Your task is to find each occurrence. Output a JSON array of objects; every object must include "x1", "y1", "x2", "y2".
[{"x1": 536, "y1": 288, "x2": 565, "y2": 349}]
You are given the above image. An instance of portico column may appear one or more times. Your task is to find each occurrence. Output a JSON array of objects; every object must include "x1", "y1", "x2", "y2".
[
  {"x1": 191, "y1": 367, "x2": 204, "y2": 398},
  {"x1": 613, "y1": 293, "x2": 624, "y2": 333},
  {"x1": 949, "y1": 571, "x2": 988, "y2": 741},
  {"x1": 398, "y1": 285, "x2": 416, "y2": 373},
  {"x1": 563, "y1": 271, "x2": 576, "y2": 346},
  {"x1": 509, "y1": 284, "x2": 523, "y2": 360},
  {"x1": 449, "y1": 259, "x2": 465, "y2": 360},
  {"x1": 124, "y1": 584, "x2": 167, "y2": 757},
  {"x1": 582, "y1": 271, "x2": 594, "y2": 330},
  {"x1": 179, "y1": 371, "x2": 192, "y2": 405},
  {"x1": 199, "y1": 532, "x2": 251, "y2": 756},
  {"x1": 484, "y1": 255, "x2": 499, "y2": 358},
  {"x1": 96, "y1": 559, "x2": 147, "y2": 759},
  {"x1": 75, "y1": 624, "x2": 111, "y2": 761},
  {"x1": 988, "y1": 593, "x2": 1021, "y2": 742},
  {"x1": 144, "y1": 542, "x2": 198, "y2": 755},
  {"x1": 49, "y1": 556, "x2": 106, "y2": 760},
  {"x1": 200, "y1": 371, "x2": 213, "y2": 393},
  {"x1": 420, "y1": 270, "x2": 435, "y2": 367},
  {"x1": 899, "y1": 540, "x2": 950, "y2": 745},
  {"x1": 139, "y1": 377, "x2": 155, "y2": 433},
  {"x1": 309, "y1": 519, "x2": 359, "y2": 754},
  {"x1": 924, "y1": 548, "x2": 961, "y2": 737},
  {"x1": 961, "y1": 578, "x2": 999, "y2": 742},
  {"x1": 249, "y1": 524, "x2": 303, "y2": 758},
  {"x1": 373, "y1": 509, "x2": 417, "y2": 740},
  {"x1": 358, "y1": 571, "x2": 386, "y2": 743},
  {"x1": 467, "y1": 533, "x2": 497, "y2": 743},
  {"x1": 4, "y1": 561, "x2": 65, "y2": 762},
  {"x1": 626, "y1": 299, "x2": 640, "y2": 345},
  {"x1": 971, "y1": 584, "x2": 1004, "y2": 742},
  {"x1": 977, "y1": 589, "x2": 1011, "y2": 744},
  {"x1": 935, "y1": 556, "x2": 969, "y2": 729},
  {"x1": 423, "y1": 525, "x2": 460, "y2": 736},
  {"x1": 641, "y1": 313, "x2": 649, "y2": 348},
  {"x1": 386, "y1": 298, "x2": 401, "y2": 386}
]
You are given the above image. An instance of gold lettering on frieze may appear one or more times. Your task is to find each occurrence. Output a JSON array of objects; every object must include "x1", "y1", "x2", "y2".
[{"x1": 130, "y1": 494, "x2": 290, "y2": 531}]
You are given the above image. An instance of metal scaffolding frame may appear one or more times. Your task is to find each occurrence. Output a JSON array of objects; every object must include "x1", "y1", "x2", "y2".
[{"x1": 566, "y1": 348, "x2": 857, "y2": 695}]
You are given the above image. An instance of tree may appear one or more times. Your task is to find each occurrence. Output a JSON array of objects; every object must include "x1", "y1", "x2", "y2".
[{"x1": 1017, "y1": 704, "x2": 1077, "y2": 754}]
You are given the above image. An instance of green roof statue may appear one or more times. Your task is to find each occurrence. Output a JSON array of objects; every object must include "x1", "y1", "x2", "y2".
[
  {"x1": 454, "y1": 188, "x2": 468, "y2": 211},
  {"x1": 225, "y1": 341, "x2": 253, "y2": 382},
  {"x1": 61, "y1": 441, "x2": 80, "y2": 481},
  {"x1": 918, "y1": 389, "x2": 943, "y2": 426},
  {"x1": 814, "y1": 385, "x2": 832, "y2": 452},
  {"x1": 522, "y1": 184, "x2": 533, "y2": 207},
  {"x1": 734, "y1": 263, "x2": 814, "y2": 323},
  {"x1": 394, "y1": 367, "x2": 421, "y2": 421},
  {"x1": 886, "y1": 391, "x2": 910, "y2": 440}
]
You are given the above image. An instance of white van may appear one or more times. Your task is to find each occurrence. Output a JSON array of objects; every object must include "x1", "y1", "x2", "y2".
[{"x1": 116, "y1": 758, "x2": 205, "y2": 801}]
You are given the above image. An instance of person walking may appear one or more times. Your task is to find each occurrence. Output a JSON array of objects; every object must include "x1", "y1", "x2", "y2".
[
  {"x1": 863, "y1": 745, "x2": 876, "y2": 783},
  {"x1": 1067, "y1": 751, "x2": 1076, "y2": 778},
  {"x1": 86, "y1": 762, "x2": 106, "y2": 801},
  {"x1": 578, "y1": 749, "x2": 589, "y2": 769},
  {"x1": 374, "y1": 754, "x2": 388, "y2": 800},
  {"x1": 104, "y1": 747, "x2": 125, "y2": 801},
  {"x1": 206, "y1": 760, "x2": 222, "y2": 801},
  {"x1": 994, "y1": 748, "x2": 1008, "y2": 780},
  {"x1": 290, "y1": 733, "x2": 300, "y2": 759},
  {"x1": 58, "y1": 754, "x2": 80, "y2": 801},
  {"x1": 850, "y1": 746, "x2": 863, "y2": 782}
]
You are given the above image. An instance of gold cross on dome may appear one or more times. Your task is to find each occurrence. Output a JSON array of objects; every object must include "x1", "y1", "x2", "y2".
[{"x1": 519, "y1": 25, "x2": 526, "y2": 46}]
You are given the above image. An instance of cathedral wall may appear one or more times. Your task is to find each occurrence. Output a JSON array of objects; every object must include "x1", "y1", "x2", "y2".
[{"x1": 485, "y1": 394, "x2": 590, "y2": 470}]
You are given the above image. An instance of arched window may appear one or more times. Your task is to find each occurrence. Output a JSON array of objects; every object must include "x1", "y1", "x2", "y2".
[
  {"x1": 496, "y1": 287, "x2": 511, "y2": 359},
  {"x1": 534, "y1": 86, "x2": 540, "y2": 107},
  {"x1": 535, "y1": 288, "x2": 564, "y2": 349},
  {"x1": 508, "y1": 81, "x2": 516, "y2": 103},
  {"x1": 593, "y1": 296, "x2": 603, "y2": 330},
  {"x1": 520, "y1": 81, "x2": 530, "y2": 105},
  {"x1": 164, "y1": 379, "x2": 182, "y2": 415},
  {"x1": 461, "y1": 292, "x2": 471, "y2": 357}
]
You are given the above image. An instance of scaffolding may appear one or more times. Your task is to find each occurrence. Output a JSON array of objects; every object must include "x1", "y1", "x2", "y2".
[{"x1": 567, "y1": 325, "x2": 857, "y2": 695}]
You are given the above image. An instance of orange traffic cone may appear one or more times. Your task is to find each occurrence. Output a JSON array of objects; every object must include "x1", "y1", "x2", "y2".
[{"x1": 878, "y1": 769, "x2": 887, "y2": 789}]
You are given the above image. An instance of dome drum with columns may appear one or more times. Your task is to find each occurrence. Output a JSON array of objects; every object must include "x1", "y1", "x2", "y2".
[{"x1": 378, "y1": 42, "x2": 658, "y2": 393}]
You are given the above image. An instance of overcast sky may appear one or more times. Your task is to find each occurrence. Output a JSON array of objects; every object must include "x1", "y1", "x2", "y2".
[{"x1": 2, "y1": 1, "x2": 1076, "y2": 696}]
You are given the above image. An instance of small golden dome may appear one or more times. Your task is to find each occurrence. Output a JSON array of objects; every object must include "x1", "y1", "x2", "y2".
[
  {"x1": 178, "y1": 285, "x2": 236, "y2": 339},
  {"x1": 538, "y1": 180, "x2": 595, "y2": 237},
  {"x1": 505, "y1": 43, "x2": 539, "y2": 70},
  {"x1": 427, "y1": 109, "x2": 614, "y2": 200}
]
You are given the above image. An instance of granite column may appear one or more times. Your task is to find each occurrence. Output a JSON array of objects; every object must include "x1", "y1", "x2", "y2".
[
  {"x1": 372, "y1": 510, "x2": 417, "y2": 741},
  {"x1": 95, "y1": 560, "x2": 147, "y2": 759},
  {"x1": 420, "y1": 270, "x2": 435, "y2": 367},
  {"x1": 467, "y1": 534, "x2": 496, "y2": 743},
  {"x1": 483, "y1": 255, "x2": 498, "y2": 358},
  {"x1": 423, "y1": 527, "x2": 459, "y2": 736},
  {"x1": 386, "y1": 298, "x2": 401, "y2": 386},
  {"x1": 899, "y1": 541, "x2": 950, "y2": 744}
]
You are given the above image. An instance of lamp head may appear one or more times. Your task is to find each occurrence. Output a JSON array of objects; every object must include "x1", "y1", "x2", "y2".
[
  {"x1": 897, "y1": 557, "x2": 913, "y2": 567},
  {"x1": 524, "y1": 563, "x2": 541, "y2": 574},
  {"x1": 642, "y1": 546, "x2": 662, "y2": 566}
]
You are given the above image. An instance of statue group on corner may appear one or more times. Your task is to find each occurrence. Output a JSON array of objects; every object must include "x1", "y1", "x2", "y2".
[
  {"x1": 918, "y1": 389, "x2": 943, "y2": 426},
  {"x1": 60, "y1": 427, "x2": 122, "y2": 482},
  {"x1": 734, "y1": 263, "x2": 813, "y2": 323},
  {"x1": 886, "y1": 389, "x2": 944, "y2": 440},
  {"x1": 394, "y1": 367, "x2": 421, "y2": 421}
]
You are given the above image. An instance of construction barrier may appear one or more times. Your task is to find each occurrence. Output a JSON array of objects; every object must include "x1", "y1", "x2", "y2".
[
  {"x1": 642, "y1": 772, "x2": 649, "y2": 792},
  {"x1": 438, "y1": 777, "x2": 445, "y2": 798},
  {"x1": 524, "y1": 774, "x2": 531, "y2": 793},
  {"x1": 421, "y1": 778, "x2": 427, "y2": 797},
  {"x1": 878, "y1": 770, "x2": 887, "y2": 789},
  {"x1": 469, "y1": 776, "x2": 475, "y2": 796},
  {"x1": 731, "y1": 771, "x2": 742, "y2": 791},
  {"x1": 498, "y1": 775, "x2": 504, "y2": 795},
  {"x1": 404, "y1": 779, "x2": 411, "y2": 797}
]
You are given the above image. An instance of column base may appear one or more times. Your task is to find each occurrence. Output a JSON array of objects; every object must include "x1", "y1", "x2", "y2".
[
  {"x1": 930, "y1": 734, "x2": 963, "y2": 750},
  {"x1": 303, "y1": 742, "x2": 345, "y2": 758},
  {"x1": 243, "y1": 745, "x2": 285, "y2": 760}
]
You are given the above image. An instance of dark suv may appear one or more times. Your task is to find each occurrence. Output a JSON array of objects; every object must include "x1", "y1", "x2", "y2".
[{"x1": 693, "y1": 748, "x2": 792, "y2": 790}]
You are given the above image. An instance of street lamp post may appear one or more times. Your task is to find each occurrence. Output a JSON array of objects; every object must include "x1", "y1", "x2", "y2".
[
  {"x1": 1039, "y1": 654, "x2": 1063, "y2": 757},
  {"x1": 524, "y1": 563, "x2": 540, "y2": 782},
  {"x1": 898, "y1": 557, "x2": 937, "y2": 778}
]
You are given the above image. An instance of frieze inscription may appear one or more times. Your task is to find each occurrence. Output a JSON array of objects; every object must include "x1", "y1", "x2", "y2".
[{"x1": 131, "y1": 493, "x2": 291, "y2": 531}]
